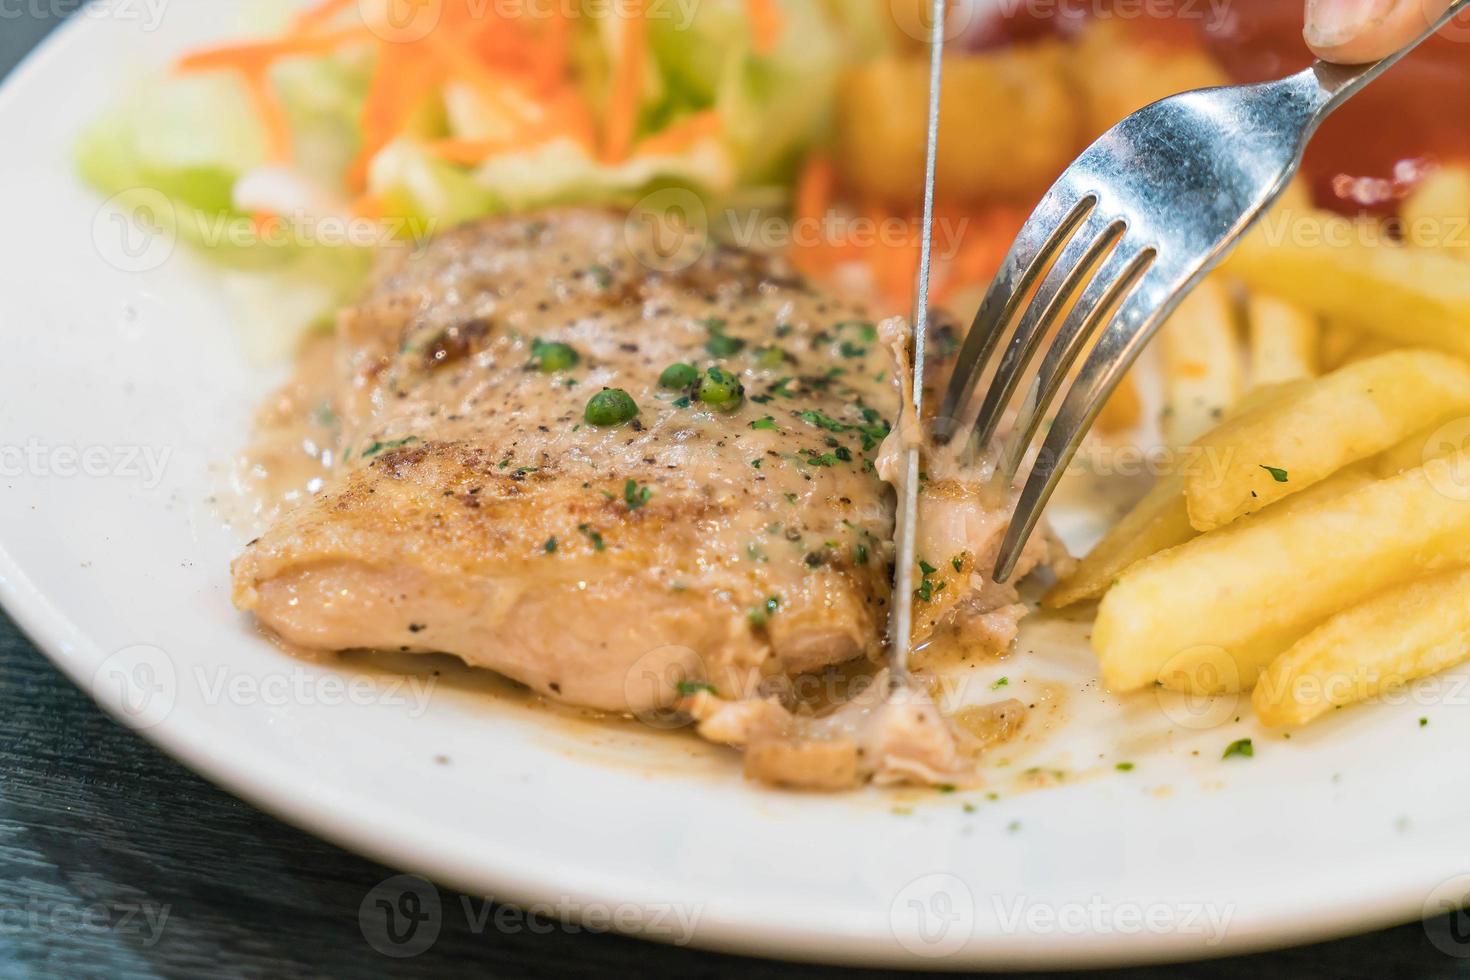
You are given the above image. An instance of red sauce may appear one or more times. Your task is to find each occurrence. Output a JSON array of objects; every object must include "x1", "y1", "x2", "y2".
[
  {"x1": 1204, "y1": 0, "x2": 1470, "y2": 215},
  {"x1": 965, "y1": 0, "x2": 1470, "y2": 216}
]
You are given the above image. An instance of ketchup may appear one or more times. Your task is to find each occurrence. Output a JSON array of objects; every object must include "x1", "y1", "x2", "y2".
[{"x1": 962, "y1": 0, "x2": 1470, "y2": 216}]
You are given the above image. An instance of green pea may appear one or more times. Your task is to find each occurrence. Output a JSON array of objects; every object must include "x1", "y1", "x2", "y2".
[
  {"x1": 697, "y1": 367, "x2": 744, "y2": 412},
  {"x1": 531, "y1": 339, "x2": 579, "y2": 373},
  {"x1": 659, "y1": 362, "x2": 698, "y2": 389},
  {"x1": 585, "y1": 388, "x2": 639, "y2": 426}
]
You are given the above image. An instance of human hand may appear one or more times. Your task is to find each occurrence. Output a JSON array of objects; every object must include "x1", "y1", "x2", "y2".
[{"x1": 1305, "y1": 0, "x2": 1458, "y2": 63}]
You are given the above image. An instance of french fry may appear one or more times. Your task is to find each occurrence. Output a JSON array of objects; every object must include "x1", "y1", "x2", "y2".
[
  {"x1": 1043, "y1": 474, "x2": 1192, "y2": 609},
  {"x1": 1046, "y1": 381, "x2": 1310, "y2": 608},
  {"x1": 1067, "y1": 20, "x2": 1228, "y2": 140},
  {"x1": 1183, "y1": 349, "x2": 1470, "y2": 532},
  {"x1": 1226, "y1": 207, "x2": 1470, "y2": 358},
  {"x1": 1094, "y1": 371, "x2": 1143, "y2": 434},
  {"x1": 1161, "y1": 277, "x2": 1242, "y2": 448},
  {"x1": 836, "y1": 45, "x2": 1081, "y2": 207},
  {"x1": 1253, "y1": 566, "x2": 1470, "y2": 727},
  {"x1": 1247, "y1": 293, "x2": 1318, "y2": 387},
  {"x1": 1401, "y1": 165, "x2": 1470, "y2": 259},
  {"x1": 1094, "y1": 451, "x2": 1470, "y2": 694}
]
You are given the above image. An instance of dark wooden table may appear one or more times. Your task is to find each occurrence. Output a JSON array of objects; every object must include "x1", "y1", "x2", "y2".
[{"x1": 4, "y1": 12, "x2": 1469, "y2": 979}]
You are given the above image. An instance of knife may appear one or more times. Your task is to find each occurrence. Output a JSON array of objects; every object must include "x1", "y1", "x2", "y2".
[{"x1": 889, "y1": 0, "x2": 948, "y2": 681}]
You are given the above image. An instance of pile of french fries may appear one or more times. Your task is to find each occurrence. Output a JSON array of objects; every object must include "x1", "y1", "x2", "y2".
[{"x1": 1048, "y1": 165, "x2": 1470, "y2": 728}]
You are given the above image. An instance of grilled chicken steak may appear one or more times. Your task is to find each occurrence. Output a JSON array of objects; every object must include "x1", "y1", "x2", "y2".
[{"x1": 232, "y1": 208, "x2": 1054, "y2": 789}]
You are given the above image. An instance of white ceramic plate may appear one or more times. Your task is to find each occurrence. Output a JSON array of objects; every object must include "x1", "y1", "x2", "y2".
[{"x1": 5, "y1": 7, "x2": 1470, "y2": 970}]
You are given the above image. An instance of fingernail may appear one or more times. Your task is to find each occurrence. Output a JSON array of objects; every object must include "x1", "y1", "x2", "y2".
[{"x1": 1305, "y1": 0, "x2": 1399, "y2": 46}]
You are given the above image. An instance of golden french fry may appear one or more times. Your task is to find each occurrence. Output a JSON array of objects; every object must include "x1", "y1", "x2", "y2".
[
  {"x1": 1401, "y1": 165, "x2": 1470, "y2": 259},
  {"x1": 1046, "y1": 381, "x2": 1311, "y2": 608},
  {"x1": 1183, "y1": 349, "x2": 1470, "y2": 532},
  {"x1": 1094, "y1": 371, "x2": 1143, "y2": 434},
  {"x1": 1067, "y1": 20, "x2": 1228, "y2": 139},
  {"x1": 1247, "y1": 293, "x2": 1318, "y2": 386},
  {"x1": 1094, "y1": 451, "x2": 1470, "y2": 694},
  {"x1": 1161, "y1": 277, "x2": 1243, "y2": 448},
  {"x1": 1253, "y1": 566, "x2": 1470, "y2": 727},
  {"x1": 1226, "y1": 207, "x2": 1470, "y2": 358},
  {"x1": 836, "y1": 45, "x2": 1081, "y2": 207},
  {"x1": 1044, "y1": 474, "x2": 1192, "y2": 609}
]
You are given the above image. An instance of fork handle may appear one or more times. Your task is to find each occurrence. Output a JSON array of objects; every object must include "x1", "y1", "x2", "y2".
[{"x1": 1302, "y1": 0, "x2": 1469, "y2": 113}]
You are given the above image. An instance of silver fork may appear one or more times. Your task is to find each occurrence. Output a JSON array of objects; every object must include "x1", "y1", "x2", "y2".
[{"x1": 940, "y1": 0, "x2": 1469, "y2": 583}]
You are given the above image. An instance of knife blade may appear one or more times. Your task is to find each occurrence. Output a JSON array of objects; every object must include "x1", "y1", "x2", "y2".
[{"x1": 889, "y1": 0, "x2": 948, "y2": 681}]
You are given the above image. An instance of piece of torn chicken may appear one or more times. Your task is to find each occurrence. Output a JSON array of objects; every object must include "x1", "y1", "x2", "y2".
[
  {"x1": 231, "y1": 209, "x2": 1061, "y2": 791},
  {"x1": 875, "y1": 316, "x2": 1073, "y2": 668}
]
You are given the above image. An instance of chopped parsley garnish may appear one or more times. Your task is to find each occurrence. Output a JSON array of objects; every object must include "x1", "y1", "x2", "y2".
[
  {"x1": 952, "y1": 553, "x2": 968, "y2": 573},
  {"x1": 854, "y1": 543, "x2": 869, "y2": 565},
  {"x1": 705, "y1": 333, "x2": 746, "y2": 357},
  {"x1": 749, "y1": 416, "x2": 780, "y2": 431},
  {"x1": 755, "y1": 346, "x2": 787, "y2": 369},
  {"x1": 1222, "y1": 738, "x2": 1254, "y2": 760},
  {"x1": 784, "y1": 493, "x2": 798, "y2": 505},
  {"x1": 750, "y1": 458, "x2": 762, "y2": 469},
  {"x1": 586, "y1": 265, "x2": 613, "y2": 289},
  {"x1": 703, "y1": 319, "x2": 745, "y2": 357},
  {"x1": 544, "y1": 537, "x2": 557, "y2": 554},
  {"x1": 748, "y1": 595, "x2": 781, "y2": 626},
  {"x1": 802, "y1": 451, "x2": 843, "y2": 468},
  {"x1": 1421, "y1": 717, "x2": 1430, "y2": 727},
  {"x1": 919, "y1": 560, "x2": 938, "y2": 576},
  {"x1": 658, "y1": 362, "x2": 698, "y2": 389},
  {"x1": 1260, "y1": 465, "x2": 1290, "y2": 483},
  {"x1": 677, "y1": 681, "x2": 717, "y2": 697},
  {"x1": 584, "y1": 388, "x2": 639, "y2": 426},
  {"x1": 797, "y1": 409, "x2": 848, "y2": 433},
  {"x1": 1115, "y1": 762, "x2": 1134, "y2": 772},
  {"x1": 623, "y1": 479, "x2": 652, "y2": 511},
  {"x1": 577, "y1": 524, "x2": 605, "y2": 551},
  {"x1": 530, "y1": 338, "x2": 580, "y2": 373},
  {"x1": 992, "y1": 677, "x2": 1009, "y2": 690},
  {"x1": 836, "y1": 320, "x2": 878, "y2": 342},
  {"x1": 774, "y1": 323, "x2": 794, "y2": 338},
  {"x1": 838, "y1": 341, "x2": 868, "y2": 359},
  {"x1": 361, "y1": 436, "x2": 420, "y2": 459},
  {"x1": 768, "y1": 377, "x2": 797, "y2": 399},
  {"x1": 915, "y1": 580, "x2": 934, "y2": 602}
]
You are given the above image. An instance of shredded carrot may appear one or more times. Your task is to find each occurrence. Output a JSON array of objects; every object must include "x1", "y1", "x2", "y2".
[
  {"x1": 349, "y1": 40, "x2": 444, "y2": 189},
  {"x1": 349, "y1": 194, "x2": 385, "y2": 219},
  {"x1": 602, "y1": 1, "x2": 648, "y2": 163},
  {"x1": 175, "y1": 28, "x2": 369, "y2": 72},
  {"x1": 934, "y1": 206, "x2": 1026, "y2": 304},
  {"x1": 241, "y1": 66, "x2": 293, "y2": 163},
  {"x1": 631, "y1": 110, "x2": 722, "y2": 158},
  {"x1": 290, "y1": 0, "x2": 358, "y2": 34},
  {"x1": 745, "y1": 0, "x2": 784, "y2": 55}
]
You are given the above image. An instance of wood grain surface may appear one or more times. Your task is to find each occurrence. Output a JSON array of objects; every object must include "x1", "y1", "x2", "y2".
[{"x1": 3, "y1": 10, "x2": 1469, "y2": 979}]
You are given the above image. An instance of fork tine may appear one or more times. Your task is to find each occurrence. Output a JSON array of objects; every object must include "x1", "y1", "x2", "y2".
[
  {"x1": 968, "y1": 213, "x2": 1126, "y2": 451},
  {"x1": 996, "y1": 242, "x2": 1157, "y2": 481},
  {"x1": 993, "y1": 267, "x2": 1183, "y2": 582},
  {"x1": 936, "y1": 189, "x2": 1097, "y2": 439}
]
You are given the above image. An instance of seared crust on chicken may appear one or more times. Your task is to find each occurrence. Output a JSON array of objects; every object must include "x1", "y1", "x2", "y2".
[{"x1": 233, "y1": 210, "x2": 900, "y2": 714}]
